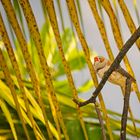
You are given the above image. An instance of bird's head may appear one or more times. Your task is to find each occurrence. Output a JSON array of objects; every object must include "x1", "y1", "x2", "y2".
[{"x1": 93, "y1": 56, "x2": 107, "y2": 71}]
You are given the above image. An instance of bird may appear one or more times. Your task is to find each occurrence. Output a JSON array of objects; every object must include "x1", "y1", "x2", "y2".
[{"x1": 93, "y1": 56, "x2": 135, "y2": 92}]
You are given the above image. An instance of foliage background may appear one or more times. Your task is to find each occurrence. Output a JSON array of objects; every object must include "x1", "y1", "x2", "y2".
[{"x1": 0, "y1": 0, "x2": 140, "y2": 140}]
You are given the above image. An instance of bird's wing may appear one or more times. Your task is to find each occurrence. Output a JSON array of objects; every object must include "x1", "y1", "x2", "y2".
[
  {"x1": 106, "y1": 59, "x2": 112, "y2": 66},
  {"x1": 116, "y1": 66, "x2": 136, "y2": 82},
  {"x1": 106, "y1": 59, "x2": 135, "y2": 82}
]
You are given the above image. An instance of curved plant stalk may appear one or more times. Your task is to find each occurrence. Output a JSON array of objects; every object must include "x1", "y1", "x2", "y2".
[
  {"x1": 66, "y1": 0, "x2": 114, "y2": 140},
  {"x1": 43, "y1": 0, "x2": 88, "y2": 140},
  {"x1": 0, "y1": 49, "x2": 30, "y2": 140},
  {"x1": 112, "y1": 0, "x2": 117, "y2": 16},
  {"x1": 66, "y1": 1, "x2": 85, "y2": 79},
  {"x1": 19, "y1": 0, "x2": 66, "y2": 139},
  {"x1": 56, "y1": 0, "x2": 65, "y2": 32},
  {"x1": 6, "y1": 72, "x2": 59, "y2": 139},
  {"x1": 47, "y1": 94, "x2": 62, "y2": 140},
  {"x1": 66, "y1": 1, "x2": 83, "y2": 69},
  {"x1": 100, "y1": 0, "x2": 139, "y2": 137},
  {"x1": 1, "y1": 70, "x2": 140, "y2": 138},
  {"x1": 0, "y1": 14, "x2": 43, "y2": 140},
  {"x1": 6, "y1": 23, "x2": 26, "y2": 79},
  {"x1": 112, "y1": 0, "x2": 123, "y2": 37},
  {"x1": 0, "y1": 78, "x2": 58, "y2": 140},
  {"x1": 0, "y1": 99, "x2": 18, "y2": 140},
  {"x1": 97, "y1": 0, "x2": 104, "y2": 22},
  {"x1": 91, "y1": 0, "x2": 138, "y2": 138},
  {"x1": 133, "y1": 0, "x2": 140, "y2": 24},
  {"x1": 0, "y1": 0, "x2": 53, "y2": 139},
  {"x1": 118, "y1": 0, "x2": 140, "y2": 51},
  {"x1": 75, "y1": 0, "x2": 85, "y2": 35},
  {"x1": 88, "y1": 0, "x2": 114, "y2": 61},
  {"x1": 88, "y1": 2, "x2": 137, "y2": 137},
  {"x1": 13, "y1": 0, "x2": 26, "y2": 38},
  {"x1": 41, "y1": 0, "x2": 48, "y2": 20},
  {"x1": 101, "y1": 0, "x2": 140, "y2": 102},
  {"x1": 112, "y1": 0, "x2": 120, "y2": 23}
]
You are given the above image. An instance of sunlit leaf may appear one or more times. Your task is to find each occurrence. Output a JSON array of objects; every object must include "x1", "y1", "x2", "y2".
[{"x1": 0, "y1": 99, "x2": 18, "y2": 140}]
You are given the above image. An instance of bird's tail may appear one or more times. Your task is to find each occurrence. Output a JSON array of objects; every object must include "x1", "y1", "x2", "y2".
[{"x1": 131, "y1": 83, "x2": 136, "y2": 92}]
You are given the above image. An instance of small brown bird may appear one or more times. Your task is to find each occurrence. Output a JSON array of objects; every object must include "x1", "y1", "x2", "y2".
[{"x1": 93, "y1": 56, "x2": 135, "y2": 92}]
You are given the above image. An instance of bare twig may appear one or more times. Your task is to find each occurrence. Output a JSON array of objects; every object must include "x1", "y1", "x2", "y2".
[
  {"x1": 116, "y1": 66, "x2": 136, "y2": 82},
  {"x1": 120, "y1": 78, "x2": 131, "y2": 140},
  {"x1": 73, "y1": 25, "x2": 140, "y2": 107},
  {"x1": 95, "y1": 102, "x2": 106, "y2": 140}
]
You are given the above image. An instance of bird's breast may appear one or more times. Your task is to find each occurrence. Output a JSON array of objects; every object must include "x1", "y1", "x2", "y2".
[
  {"x1": 97, "y1": 65, "x2": 126, "y2": 87},
  {"x1": 97, "y1": 65, "x2": 109, "y2": 78}
]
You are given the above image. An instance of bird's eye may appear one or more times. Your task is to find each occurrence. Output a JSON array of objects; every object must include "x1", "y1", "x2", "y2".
[{"x1": 94, "y1": 57, "x2": 99, "y2": 62}]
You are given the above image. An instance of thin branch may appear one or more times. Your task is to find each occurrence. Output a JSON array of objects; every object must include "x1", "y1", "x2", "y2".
[
  {"x1": 116, "y1": 66, "x2": 136, "y2": 82},
  {"x1": 120, "y1": 78, "x2": 131, "y2": 140},
  {"x1": 73, "y1": 25, "x2": 140, "y2": 107},
  {"x1": 95, "y1": 102, "x2": 106, "y2": 140}
]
